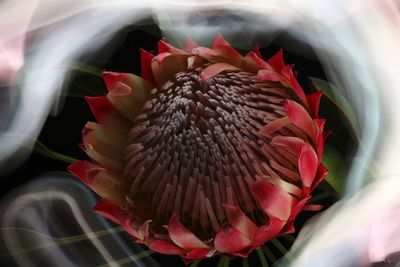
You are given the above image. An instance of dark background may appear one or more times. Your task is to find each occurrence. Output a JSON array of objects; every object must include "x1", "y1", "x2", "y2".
[{"x1": 1, "y1": 21, "x2": 357, "y2": 267}]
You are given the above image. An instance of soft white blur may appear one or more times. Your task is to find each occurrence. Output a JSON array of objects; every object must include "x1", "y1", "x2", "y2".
[
  {"x1": 0, "y1": 0, "x2": 399, "y2": 266},
  {"x1": 0, "y1": 174, "x2": 157, "y2": 267}
]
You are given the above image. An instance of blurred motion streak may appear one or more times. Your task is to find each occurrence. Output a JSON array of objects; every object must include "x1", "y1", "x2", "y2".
[
  {"x1": 0, "y1": 174, "x2": 157, "y2": 267},
  {"x1": 0, "y1": 0, "x2": 39, "y2": 84},
  {"x1": 1, "y1": 0, "x2": 400, "y2": 266}
]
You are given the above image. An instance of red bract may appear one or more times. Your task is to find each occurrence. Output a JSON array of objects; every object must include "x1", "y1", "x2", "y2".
[{"x1": 68, "y1": 33, "x2": 328, "y2": 263}]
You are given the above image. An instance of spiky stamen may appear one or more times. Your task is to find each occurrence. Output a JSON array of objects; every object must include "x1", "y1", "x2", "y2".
[
  {"x1": 69, "y1": 34, "x2": 329, "y2": 262},
  {"x1": 124, "y1": 64, "x2": 303, "y2": 238}
]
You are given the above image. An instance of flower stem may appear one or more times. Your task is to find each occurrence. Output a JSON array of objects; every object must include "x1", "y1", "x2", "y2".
[
  {"x1": 34, "y1": 139, "x2": 79, "y2": 163},
  {"x1": 0, "y1": 226, "x2": 124, "y2": 257},
  {"x1": 217, "y1": 256, "x2": 230, "y2": 267},
  {"x1": 70, "y1": 62, "x2": 102, "y2": 77},
  {"x1": 189, "y1": 261, "x2": 200, "y2": 267},
  {"x1": 281, "y1": 234, "x2": 295, "y2": 243},
  {"x1": 242, "y1": 258, "x2": 249, "y2": 267},
  {"x1": 256, "y1": 247, "x2": 269, "y2": 267},
  {"x1": 270, "y1": 239, "x2": 287, "y2": 255},
  {"x1": 271, "y1": 239, "x2": 294, "y2": 263},
  {"x1": 262, "y1": 245, "x2": 277, "y2": 263},
  {"x1": 97, "y1": 249, "x2": 155, "y2": 267}
]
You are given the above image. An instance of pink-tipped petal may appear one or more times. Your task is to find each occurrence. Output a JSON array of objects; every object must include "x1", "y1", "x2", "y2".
[
  {"x1": 84, "y1": 145, "x2": 124, "y2": 173},
  {"x1": 68, "y1": 161, "x2": 95, "y2": 186},
  {"x1": 304, "y1": 204, "x2": 323, "y2": 211},
  {"x1": 85, "y1": 96, "x2": 129, "y2": 133},
  {"x1": 103, "y1": 72, "x2": 151, "y2": 121},
  {"x1": 248, "y1": 51, "x2": 269, "y2": 69},
  {"x1": 151, "y1": 53, "x2": 188, "y2": 87},
  {"x1": 284, "y1": 100, "x2": 316, "y2": 140},
  {"x1": 191, "y1": 47, "x2": 227, "y2": 63},
  {"x1": 259, "y1": 116, "x2": 291, "y2": 135},
  {"x1": 82, "y1": 125, "x2": 125, "y2": 173},
  {"x1": 252, "y1": 217, "x2": 286, "y2": 246},
  {"x1": 279, "y1": 222, "x2": 296, "y2": 236},
  {"x1": 168, "y1": 214, "x2": 208, "y2": 250},
  {"x1": 281, "y1": 66, "x2": 308, "y2": 107},
  {"x1": 121, "y1": 218, "x2": 142, "y2": 240},
  {"x1": 82, "y1": 122, "x2": 125, "y2": 162},
  {"x1": 214, "y1": 227, "x2": 251, "y2": 254},
  {"x1": 187, "y1": 55, "x2": 207, "y2": 69},
  {"x1": 280, "y1": 197, "x2": 305, "y2": 235},
  {"x1": 212, "y1": 33, "x2": 243, "y2": 67},
  {"x1": 251, "y1": 180, "x2": 294, "y2": 221},
  {"x1": 256, "y1": 69, "x2": 281, "y2": 82},
  {"x1": 150, "y1": 240, "x2": 182, "y2": 255},
  {"x1": 282, "y1": 197, "x2": 308, "y2": 234},
  {"x1": 312, "y1": 163, "x2": 329, "y2": 191},
  {"x1": 184, "y1": 37, "x2": 198, "y2": 52},
  {"x1": 103, "y1": 72, "x2": 132, "y2": 96},
  {"x1": 307, "y1": 92, "x2": 323, "y2": 118},
  {"x1": 158, "y1": 40, "x2": 188, "y2": 55},
  {"x1": 314, "y1": 119, "x2": 326, "y2": 160},
  {"x1": 118, "y1": 219, "x2": 147, "y2": 243},
  {"x1": 298, "y1": 143, "x2": 318, "y2": 188},
  {"x1": 68, "y1": 161, "x2": 125, "y2": 204},
  {"x1": 140, "y1": 49, "x2": 156, "y2": 85},
  {"x1": 200, "y1": 63, "x2": 240, "y2": 81},
  {"x1": 136, "y1": 220, "x2": 151, "y2": 240},
  {"x1": 254, "y1": 43, "x2": 262, "y2": 58},
  {"x1": 263, "y1": 176, "x2": 303, "y2": 198},
  {"x1": 267, "y1": 50, "x2": 285, "y2": 72},
  {"x1": 93, "y1": 199, "x2": 125, "y2": 224},
  {"x1": 185, "y1": 248, "x2": 212, "y2": 260},
  {"x1": 270, "y1": 136, "x2": 305, "y2": 157},
  {"x1": 103, "y1": 72, "x2": 152, "y2": 96},
  {"x1": 85, "y1": 96, "x2": 114, "y2": 122},
  {"x1": 241, "y1": 52, "x2": 263, "y2": 74},
  {"x1": 224, "y1": 205, "x2": 257, "y2": 238}
]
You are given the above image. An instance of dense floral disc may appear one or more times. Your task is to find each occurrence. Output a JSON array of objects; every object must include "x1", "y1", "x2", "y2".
[{"x1": 68, "y1": 33, "x2": 328, "y2": 263}]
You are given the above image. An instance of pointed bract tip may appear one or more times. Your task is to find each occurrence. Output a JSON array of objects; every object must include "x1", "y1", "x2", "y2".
[
  {"x1": 267, "y1": 49, "x2": 285, "y2": 72},
  {"x1": 168, "y1": 213, "x2": 208, "y2": 250},
  {"x1": 93, "y1": 198, "x2": 125, "y2": 224}
]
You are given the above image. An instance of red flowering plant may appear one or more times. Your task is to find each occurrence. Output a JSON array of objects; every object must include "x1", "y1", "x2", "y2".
[{"x1": 68, "y1": 33, "x2": 329, "y2": 264}]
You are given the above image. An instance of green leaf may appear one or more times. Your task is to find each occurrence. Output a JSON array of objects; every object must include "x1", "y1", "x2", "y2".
[
  {"x1": 281, "y1": 234, "x2": 295, "y2": 243},
  {"x1": 310, "y1": 77, "x2": 360, "y2": 139},
  {"x1": 3, "y1": 134, "x2": 80, "y2": 164},
  {"x1": 309, "y1": 191, "x2": 333, "y2": 203},
  {"x1": 262, "y1": 245, "x2": 277, "y2": 263},
  {"x1": 0, "y1": 226, "x2": 124, "y2": 257},
  {"x1": 70, "y1": 62, "x2": 103, "y2": 77},
  {"x1": 97, "y1": 249, "x2": 155, "y2": 267},
  {"x1": 256, "y1": 247, "x2": 269, "y2": 267},
  {"x1": 242, "y1": 258, "x2": 249, "y2": 267},
  {"x1": 270, "y1": 239, "x2": 287, "y2": 255},
  {"x1": 217, "y1": 256, "x2": 230, "y2": 267},
  {"x1": 33, "y1": 140, "x2": 79, "y2": 164},
  {"x1": 63, "y1": 62, "x2": 106, "y2": 98},
  {"x1": 270, "y1": 239, "x2": 294, "y2": 264},
  {"x1": 321, "y1": 145, "x2": 347, "y2": 197}
]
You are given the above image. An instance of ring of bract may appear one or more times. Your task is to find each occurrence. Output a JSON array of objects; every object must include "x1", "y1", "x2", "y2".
[{"x1": 68, "y1": 33, "x2": 328, "y2": 263}]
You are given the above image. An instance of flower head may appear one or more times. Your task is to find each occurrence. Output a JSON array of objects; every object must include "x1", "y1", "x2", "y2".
[{"x1": 69, "y1": 33, "x2": 328, "y2": 263}]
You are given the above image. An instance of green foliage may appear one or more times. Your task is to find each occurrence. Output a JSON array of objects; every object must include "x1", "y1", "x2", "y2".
[{"x1": 310, "y1": 77, "x2": 360, "y2": 139}]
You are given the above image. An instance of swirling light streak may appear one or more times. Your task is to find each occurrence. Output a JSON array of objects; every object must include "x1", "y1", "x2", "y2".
[
  {"x1": 1, "y1": 0, "x2": 400, "y2": 266},
  {"x1": 0, "y1": 174, "x2": 157, "y2": 267}
]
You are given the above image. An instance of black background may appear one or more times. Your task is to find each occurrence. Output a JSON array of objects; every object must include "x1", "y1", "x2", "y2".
[{"x1": 1, "y1": 21, "x2": 358, "y2": 267}]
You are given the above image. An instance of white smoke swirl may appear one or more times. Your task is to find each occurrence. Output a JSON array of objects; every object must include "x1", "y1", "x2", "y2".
[
  {"x1": 0, "y1": 0, "x2": 399, "y2": 266},
  {"x1": 0, "y1": 173, "x2": 158, "y2": 267}
]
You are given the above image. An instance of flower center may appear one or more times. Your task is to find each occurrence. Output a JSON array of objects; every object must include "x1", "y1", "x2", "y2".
[{"x1": 124, "y1": 64, "x2": 297, "y2": 235}]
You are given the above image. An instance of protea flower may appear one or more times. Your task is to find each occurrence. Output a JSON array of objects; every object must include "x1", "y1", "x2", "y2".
[{"x1": 68, "y1": 33, "x2": 328, "y2": 263}]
